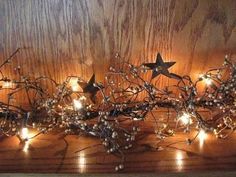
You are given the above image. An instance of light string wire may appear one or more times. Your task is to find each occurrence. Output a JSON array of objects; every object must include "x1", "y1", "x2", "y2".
[{"x1": 0, "y1": 49, "x2": 235, "y2": 171}]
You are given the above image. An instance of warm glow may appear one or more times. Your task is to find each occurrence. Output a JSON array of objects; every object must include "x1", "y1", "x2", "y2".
[
  {"x1": 198, "y1": 129, "x2": 207, "y2": 148},
  {"x1": 21, "y1": 127, "x2": 30, "y2": 153},
  {"x1": 23, "y1": 141, "x2": 30, "y2": 153},
  {"x1": 78, "y1": 152, "x2": 86, "y2": 173},
  {"x1": 204, "y1": 78, "x2": 212, "y2": 86},
  {"x1": 199, "y1": 74, "x2": 212, "y2": 86},
  {"x1": 2, "y1": 81, "x2": 14, "y2": 89},
  {"x1": 79, "y1": 96, "x2": 87, "y2": 101},
  {"x1": 69, "y1": 78, "x2": 79, "y2": 91},
  {"x1": 176, "y1": 151, "x2": 183, "y2": 171},
  {"x1": 21, "y1": 127, "x2": 29, "y2": 140},
  {"x1": 73, "y1": 99, "x2": 83, "y2": 110},
  {"x1": 178, "y1": 112, "x2": 192, "y2": 125},
  {"x1": 133, "y1": 118, "x2": 142, "y2": 121}
]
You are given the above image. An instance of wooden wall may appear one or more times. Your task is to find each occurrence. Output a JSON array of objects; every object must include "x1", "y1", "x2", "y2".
[{"x1": 0, "y1": 0, "x2": 236, "y2": 101}]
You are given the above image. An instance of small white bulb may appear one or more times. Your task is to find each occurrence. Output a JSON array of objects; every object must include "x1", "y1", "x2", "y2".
[{"x1": 73, "y1": 99, "x2": 83, "y2": 110}]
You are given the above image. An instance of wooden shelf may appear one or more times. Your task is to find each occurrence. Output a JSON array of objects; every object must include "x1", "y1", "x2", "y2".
[{"x1": 0, "y1": 128, "x2": 236, "y2": 173}]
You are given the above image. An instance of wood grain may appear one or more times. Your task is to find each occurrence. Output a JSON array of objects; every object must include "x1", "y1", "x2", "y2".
[
  {"x1": 0, "y1": 2, "x2": 236, "y2": 173},
  {"x1": 0, "y1": 0, "x2": 236, "y2": 103},
  {"x1": 0, "y1": 118, "x2": 236, "y2": 173}
]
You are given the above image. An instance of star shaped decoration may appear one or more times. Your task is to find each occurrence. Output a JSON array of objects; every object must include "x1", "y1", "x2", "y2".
[
  {"x1": 78, "y1": 74, "x2": 102, "y2": 103},
  {"x1": 143, "y1": 53, "x2": 181, "y2": 80}
]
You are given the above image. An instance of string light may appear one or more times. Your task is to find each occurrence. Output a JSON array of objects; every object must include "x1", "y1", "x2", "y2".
[
  {"x1": 0, "y1": 50, "x2": 235, "y2": 171},
  {"x1": 21, "y1": 127, "x2": 29, "y2": 140},
  {"x1": 73, "y1": 99, "x2": 83, "y2": 110},
  {"x1": 20, "y1": 127, "x2": 31, "y2": 152},
  {"x1": 199, "y1": 74, "x2": 212, "y2": 86},
  {"x1": 79, "y1": 96, "x2": 87, "y2": 101},
  {"x1": 204, "y1": 78, "x2": 212, "y2": 86},
  {"x1": 178, "y1": 112, "x2": 192, "y2": 125},
  {"x1": 69, "y1": 78, "x2": 79, "y2": 91},
  {"x1": 2, "y1": 81, "x2": 14, "y2": 89}
]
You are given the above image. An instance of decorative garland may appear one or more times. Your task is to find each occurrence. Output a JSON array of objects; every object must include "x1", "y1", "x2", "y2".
[{"x1": 0, "y1": 49, "x2": 235, "y2": 171}]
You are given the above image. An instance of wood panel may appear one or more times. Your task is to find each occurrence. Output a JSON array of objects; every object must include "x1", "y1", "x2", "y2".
[
  {"x1": 0, "y1": 0, "x2": 236, "y2": 102},
  {"x1": 0, "y1": 2, "x2": 236, "y2": 173}
]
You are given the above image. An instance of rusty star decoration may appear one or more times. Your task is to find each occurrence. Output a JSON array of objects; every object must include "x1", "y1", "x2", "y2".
[
  {"x1": 78, "y1": 74, "x2": 102, "y2": 103},
  {"x1": 143, "y1": 53, "x2": 181, "y2": 80}
]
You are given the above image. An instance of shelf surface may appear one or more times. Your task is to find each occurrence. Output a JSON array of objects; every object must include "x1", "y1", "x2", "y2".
[{"x1": 0, "y1": 125, "x2": 236, "y2": 173}]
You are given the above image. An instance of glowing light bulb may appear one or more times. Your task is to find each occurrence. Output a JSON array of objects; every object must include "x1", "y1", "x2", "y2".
[
  {"x1": 69, "y1": 78, "x2": 79, "y2": 91},
  {"x1": 79, "y1": 96, "x2": 87, "y2": 101},
  {"x1": 178, "y1": 112, "x2": 192, "y2": 125},
  {"x1": 71, "y1": 85, "x2": 79, "y2": 92},
  {"x1": 204, "y1": 78, "x2": 212, "y2": 86},
  {"x1": 2, "y1": 81, "x2": 14, "y2": 89},
  {"x1": 199, "y1": 74, "x2": 212, "y2": 86},
  {"x1": 198, "y1": 74, "x2": 204, "y2": 79},
  {"x1": 20, "y1": 127, "x2": 31, "y2": 153},
  {"x1": 198, "y1": 129, "x2": 207, "y2": 148},
  {"x1": 21, "y1": 127, "x2": 29, "y2": 140},
  {"x1": 73, "y1": 99, "x2": 83, "y2": 110}
]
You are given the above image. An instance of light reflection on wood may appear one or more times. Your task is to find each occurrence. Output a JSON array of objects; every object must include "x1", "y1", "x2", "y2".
[{"x1": 0, "y1": 116, "x2": 235, "y2": 173}]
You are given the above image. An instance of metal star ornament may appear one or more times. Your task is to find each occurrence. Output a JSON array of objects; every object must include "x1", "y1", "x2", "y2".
[
  {"x1": 78, "y1": 74, "x2": 102, "y2": 103},
  {"x1": 143, "y1": 53, "x2": 181, "y2": 80}
]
